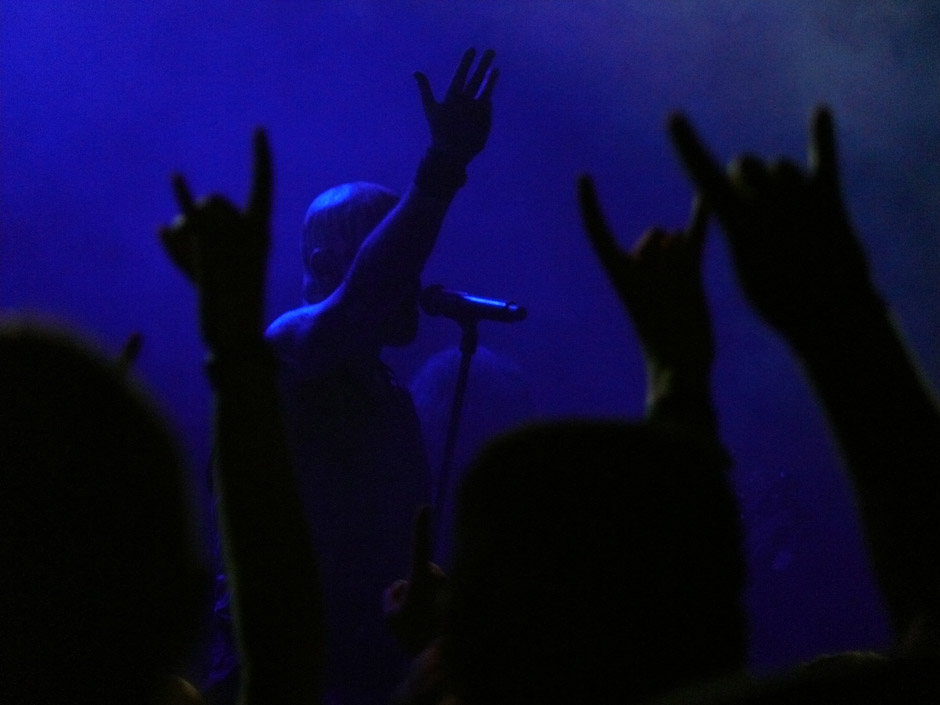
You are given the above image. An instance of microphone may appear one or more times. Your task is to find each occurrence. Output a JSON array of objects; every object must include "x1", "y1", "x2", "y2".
[{"x1": 420, "y1": 284, "x2": 527, "y2": 324}]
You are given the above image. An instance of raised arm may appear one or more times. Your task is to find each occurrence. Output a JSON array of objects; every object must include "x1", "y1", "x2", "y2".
[
  {"x1": 267, "y1": 49, "x2": 498, "y2": 375},
  {"x1": 349, "y1": 47, "x2": 497, "y2": 286},
  {"x1": 669, "y1": 107, "x2": 940, "y2": 654},
  {"x1": 578, "y1": 178, "x2": 717, "y2": 439},
  {"x1": 160, "y1": 130, "x2": 324, "y2": 704}
]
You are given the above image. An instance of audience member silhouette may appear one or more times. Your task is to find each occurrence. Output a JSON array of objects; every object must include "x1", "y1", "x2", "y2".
[
  {"x1": 0, "y1": 320, "x2": 208, "y2": 705},
  {"x1": 263, "y1": 48, "x2": 498, "y2": 705},
  {"x1": 160, "y1": 129, "x2": 324, "y2": 705},
  {"x1": 386, "y1": 193, "x2": 748, "y2": 705},
  {"x1": 389, "y1": 105, "x2": 940, "y2": 705},
  {"x1": 649, "y1": 106, "x2": 940, "y2": 702},
  {"x1": 1, "y1": 130, "x2": 317, "y2": 705},
  {"x1": 0, "y1": 129, "x2": 322, "y2": 705}
]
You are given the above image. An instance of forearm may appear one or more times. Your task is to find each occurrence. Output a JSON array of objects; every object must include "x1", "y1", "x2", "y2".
[
  {"x1": 343, "y1": 149, "x2": 466, "y2": 304},
  {"x1": 793, "y1": 296, "x2": 940, "y2": 646},
  {"x1": 209, "y1": 350, "x2": 324, "y2": 704}
]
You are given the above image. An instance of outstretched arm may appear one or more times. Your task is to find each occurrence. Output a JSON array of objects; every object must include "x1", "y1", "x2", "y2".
[
  {"x1": 160, "y1": 130, "x2": 324, "y2": 704},
  {"x1": 344, "y1": 48, "x2": 497, "y2": 308},
  {"x1": 268, "y1": 49, "x2": 498, "y2": 377},
  {"x1": 578, "y1": 178, "x2": 717, "y2": 439},
  {"x1": 669, "y1": 107, "x2": 940, "y2": 654}
]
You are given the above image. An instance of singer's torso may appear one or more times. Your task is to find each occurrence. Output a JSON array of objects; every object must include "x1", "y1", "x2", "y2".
[{"x1": 276, "y1": 355, "x2": 431, "y2": 705}]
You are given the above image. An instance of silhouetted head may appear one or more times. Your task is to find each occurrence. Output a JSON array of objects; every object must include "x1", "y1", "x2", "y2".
[
  {"x1": 301, "y1": 182, "x2": 401, "y2": 305},
  {"x1": 0, "y1": 321, "x2": 207, "y2": 704},
  {"x1": 448, "y1": 421, "x2": 747, "y2": 705},
  {"x1": 301, "y1": 182, "x2": 419, "y2": 347}
]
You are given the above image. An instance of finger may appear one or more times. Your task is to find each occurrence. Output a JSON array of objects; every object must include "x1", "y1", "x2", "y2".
[
  {"x1": 410, "y1": 506, "x2": 433, "y2": 584},
  {"x1": 577, "y1": 175, "x2": 624, "y2": 273},
  {"x1": 465, "y1": 49, "x2": 495, "y2": 97},
  {"x1": 809, "y1": 105, "x2": 840, "y2": 195},
  {"x1": 684, "y1": 195, "x2": 709, "y2": 258},
  {"x1": 446, "y1": 48, "x2": 476, "y2": 100},
  {"x1": 478, "y1": 66, "x2": 499, "y2": 100},
  {"x1": 413, "y1": 72, "x2": 437, "y2": 115},
  {"x1": 667, "y1": 113, "x2": 737, "y2": 219},
  {"x1": 248, "y1": 128, "x2": 273, "y2": 225},
  {"x1": 171, "y1": 173, "x2": 197, "y2": 217}
]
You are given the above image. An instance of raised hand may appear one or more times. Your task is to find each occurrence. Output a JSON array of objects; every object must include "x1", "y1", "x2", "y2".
[
  {"x1": 668, "y1": 107, "x2": 874, "y2": 347},
  {"x1": 414, "y1": 48, "x2": 498, "y2": 165},
  {"x1": 383, "y1": 506, "x2": 448, "y2": 655},
  {"x1": 160, "y1": 129, "x2": 272, "y2": 351},
  {"x1": 579, "y1": 176, "x2": 713, "y2": 382}
]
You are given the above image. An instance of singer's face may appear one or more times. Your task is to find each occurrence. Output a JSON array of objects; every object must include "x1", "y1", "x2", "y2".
[{"x1": 381, "y1": 277, "x2": 421, "y2": 347}]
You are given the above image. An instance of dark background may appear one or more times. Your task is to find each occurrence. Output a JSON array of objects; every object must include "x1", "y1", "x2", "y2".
[{"x1": 3, "y1": 0, "x2": 938, "y2": 673}]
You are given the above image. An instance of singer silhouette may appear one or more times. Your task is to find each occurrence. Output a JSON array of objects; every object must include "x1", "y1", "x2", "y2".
[{"x1": 259, "y1": 50, "x2": 499, "y2": 705}]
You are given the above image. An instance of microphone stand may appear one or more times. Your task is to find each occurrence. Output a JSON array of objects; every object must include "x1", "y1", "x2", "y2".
[{"x1": 434, "y1": 317, "x2": 479, "y2": 521}]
